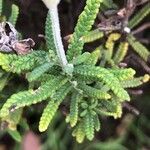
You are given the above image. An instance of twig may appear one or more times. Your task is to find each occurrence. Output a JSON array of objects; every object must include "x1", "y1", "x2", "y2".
[
  {"x1": 125, "y1": 54, "x2": 150, "y2": 73},
  {"x1": 132, "y1": 23, "x2": 150, "y2": 34},
  {"x1": 123, "y1": 102, "x2": 140, "y2": 116},
  {"x1": 42, "y1": 0, "x2": 68, "y2": 68}
]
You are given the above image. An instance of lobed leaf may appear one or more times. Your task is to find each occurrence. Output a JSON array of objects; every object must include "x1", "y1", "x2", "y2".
[
  {"x1": 8, "y1": 4, "x2": 19, "y2": 26},
  {"x1": 67, "y1": 0, "x2": 103, "y2": 60}
]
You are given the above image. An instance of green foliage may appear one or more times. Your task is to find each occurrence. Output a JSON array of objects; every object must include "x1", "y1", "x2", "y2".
[
  {"x1": 39, "y1": 100, "x2": 60, "y2": 132},
  {"x1": 7, "y1": 129, "x2": 22, "y2": 142},
  {"x1": 67, "y1": 0, "x2": 103, "y2": 60},
  {"x1": 45, "y1": 11, "x2": 56, "y2": 52},
  {"x1": 121, "y1": 74, "x2": 150, "y2": 88},
  {"x1": 105, "y1": 33, "x2": 121, "y2": 60},
  {"x1": 72, "y1": 121, "x2": 85, "y2": 143},
  {"x1": 109, "y1": 68, "x2": 135, "y2": 81},
  {"x1": 102, "y1": 0, "x2": 117, "y2": 9},
  {"x1": 0, "y1": 76, "x2": 68, "y2": 117},
  {"x1": 0, "y1": 0, "x2": 149, "y2": 144},
  {"x1": 0, "y1": 73, "x2": 9, "y2": 91},
  {"x1": 127, "y1": 34, "x2": 150, "y2": 61},
  {"x1": 69, "y1": 92, "x2": 81, "y2": 127},
  {"x1": 8, "y1": 4, "x2": 19, "y2": 26},
  {"x1": 93, "y1": 114, "x2": 101, "y2": 131},
  {"x1": 0, "y1": 51, "x2": 48, "y2": 73},
  {"x1": 113, "y1": 42, "x2": 129, "y2": 64},
  {"x1": 82, "y1": 29, "x2": 104, "y2": 43},
  {"x1": 74, "y1": 65, "x2": 130, "y2": 100},
  {"x1": 97, "y1": 98, "x2": 122, "y2": 119},
  {"x1": 128, "y1": 2, "x2": 150, "y2": 29},
  {"x1": 84, "y1": 48, "x2": 101, "y2": 65},
  {"x1": 0, "y1": 0, "x2": 2, "y2": 16},
  {"x1": 26, "y1": 62, "x2": 54, "y2": 82},
  {"x1": 84, "y1": 112, "x2": 95, "y2": 140},
  {"x1": 72, "y1": 52, "x2": 91, "y2": 65},
  {"x1": 39, "y1": 82, "x2": 72, "y2": 132},
  {"x1": 79, "y1": 83, "x2": 111, "y2": 100}
]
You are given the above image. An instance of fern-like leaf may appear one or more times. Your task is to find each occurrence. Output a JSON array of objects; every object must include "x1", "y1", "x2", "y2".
[
  {"x1": 67, "y1": 0, "x2": 103, "y2": 60},
  {"x1": 69, "y1": 92, "x2": 82, "y2": 127},
  {"x1": 72, "y1": 52, "x2": 91, "y2": 65},
  {"x1": 39, "y1": 100, "x2": 59, "y2": 132},
  {"x1": 121, "y1": 74, "x2": 150, "y2": 88},
  {"x1": 84, "y1": 112, "x2": 94, "y2": 140},
  {"x1": 1, "y1": 109, "x2": 22, "y2": 130},
  {"x1": 74, "y1": 65, "x2": 130, "y2": 100},
  {"x1": 93, "y1": 114, "x2": 101, "y2": 131},
  {"x1": 0, "y1": 76, "x2": 68, "y2": 117},
  {"x1": 26, "y1": 62, "x2": 54, "y2": 82},
  {"x1": 0, "y1": 0, "x2": 2, "y2": 16},
  {"x1": 105, "y1": 33, "x2": 121, "y2": 60},
  {"x1": 45, "y1": 11, "x2": 56, "y2": 52},
  {"x1": 127, "y1": 34, "x2": 150, "y2": 61},
  {"x1": 72, "y1": 122, "x2": 85, "y2": 143},
  {"x1": 39, "y1": 82, "x2": 72, "y2": 131},
  {"x1": 84, "y1": 48, "x2": 101, "y2": 65},
  {"x1": 82, "y1": 29, "x2": 104, "y2": 43},
  {"x1": 0, "y1": 51, "x2": 48, "y2": 73},
  {"x1": 8, "y1": 4, "x2": 19, "y2": 26},
  {"x1": 109, "y1": 68, "x2": 136, "y2": 81},
  {"x1": 97, "y1": 99, "x2": 122, "y2": 118},
  {"x1": 128, "y1": 2, "x2": 150, "y2": 29},
  {"x1": 79, "y1": 83, "x2": 111, "y2": 100},
  {"x1": 113, "y1": 42, "x2": 129, "y2": 64}
]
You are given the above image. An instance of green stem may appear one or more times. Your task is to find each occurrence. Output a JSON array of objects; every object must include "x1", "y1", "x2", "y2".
[
  {"x1": 49, "y1": 7, "x2": 68, "y2": 67},
  {"x1": 42, "y1": 0, "x2": 70, "y2": 71}
]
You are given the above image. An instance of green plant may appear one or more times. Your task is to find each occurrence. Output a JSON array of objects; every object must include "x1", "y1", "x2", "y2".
[
  {"x1": 0, "y1": 0, "x2": 149, "y2": 143},
  {"x1": 0, "y1": 0, "x2": 22, "y2": 142}
]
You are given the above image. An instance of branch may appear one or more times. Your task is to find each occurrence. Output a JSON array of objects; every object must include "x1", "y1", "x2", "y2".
[
  {"x1": 132, "y1": 23, "x2": 150, "y2": 35},
  {"x1": 42, "y1": 0, "x2": 72, "y2": 73}
]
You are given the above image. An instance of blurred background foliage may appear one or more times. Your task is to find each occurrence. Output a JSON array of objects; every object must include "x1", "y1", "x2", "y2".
[{"x1": 0, "y1": 0, "x2": 149, "y2": 150}]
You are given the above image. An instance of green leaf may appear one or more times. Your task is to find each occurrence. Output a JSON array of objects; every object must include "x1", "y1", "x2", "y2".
[
  {"x1": 128, "y1": 2, "x2": 150, "y2": 29},
  {"x1": 26, "y1": 62, "x2": 54, "y2": 82},
  {"x1": 79, "y1": 83, "x2": 111, "y2": 100},
  {"x1": 121, "y1": 74, "x2": 150, "y2": 88},
  {"x1": 9, "y1": 4, "x2": 19, "y2": 26},
  {"x1": 0, "y1": 51, "x2": 48, "y2": 73},
  {"x1": 93, "y1": 114, "x2": 101, "y2": 131},
  {"x1": 7, "y1": 129, "x2": 21, "y2": 142},
  {"x1": 84, "y1": 48, "x2": 101, "y2": 65},
  {"x1": 0, "y1": 76, "x2": 68, "y2": 117},
  {"x1": 127, "y1": 34, "x2": 150, "y2": 61},
  {"x1": 113, "y1": 42, "x2": 129, "y2": 64},
  {"x1": 72, "y1": 122, "x2": 85, "y2": 143},
  {"x1": 84, "y1": 112, "x2": 94, "y2": 141},
  {"x1": 45, "y1": 11, "x2": 56, "y2": 52},
  {"x1": 67, "y1": 0, "x2": 103, "y2": 60},
  {"x1": 82, "y1": 29, "x2": 104, "y2": 43},
  {"x1": 74, "y1": 65, "x2": 130, "y2": 101},
  {"x1": 39, "y1": 82, "x2": 72, "y2": 132},
  {"x1": 69, "y1": 92, "x2": 82, "y2": 127},
  {"x1": 0, "y1": 0, "x2": 3, "y2": 16}
]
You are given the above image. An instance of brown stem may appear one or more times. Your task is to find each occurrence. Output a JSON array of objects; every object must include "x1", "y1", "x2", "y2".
[{"x1": 132, "y1": 23, "x2": 150, "y2": 35}]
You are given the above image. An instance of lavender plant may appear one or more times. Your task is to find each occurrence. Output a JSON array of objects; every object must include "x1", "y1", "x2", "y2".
[{"x1": 0, "y1": 0, "x2": 149, "y2": 143}]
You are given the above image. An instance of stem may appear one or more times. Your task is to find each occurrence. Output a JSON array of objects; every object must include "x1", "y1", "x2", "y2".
[
  {"x1": 49, "y1": 7, "x2": 68, "y2": 68},
  {"x1": 42, "y1": 0, "x2": 73, "y2": 75}
]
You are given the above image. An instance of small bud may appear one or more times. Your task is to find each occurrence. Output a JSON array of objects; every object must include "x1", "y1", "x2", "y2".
[
  {"x1": 143, "y1": 74, "x2": 150, "y2": 83},
  {"x1": 124, "y1": 27, "x2": 131, "y2": 33},
  {"x1": 42, "y1": 0, "x2": 61, "y2": 8}
]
